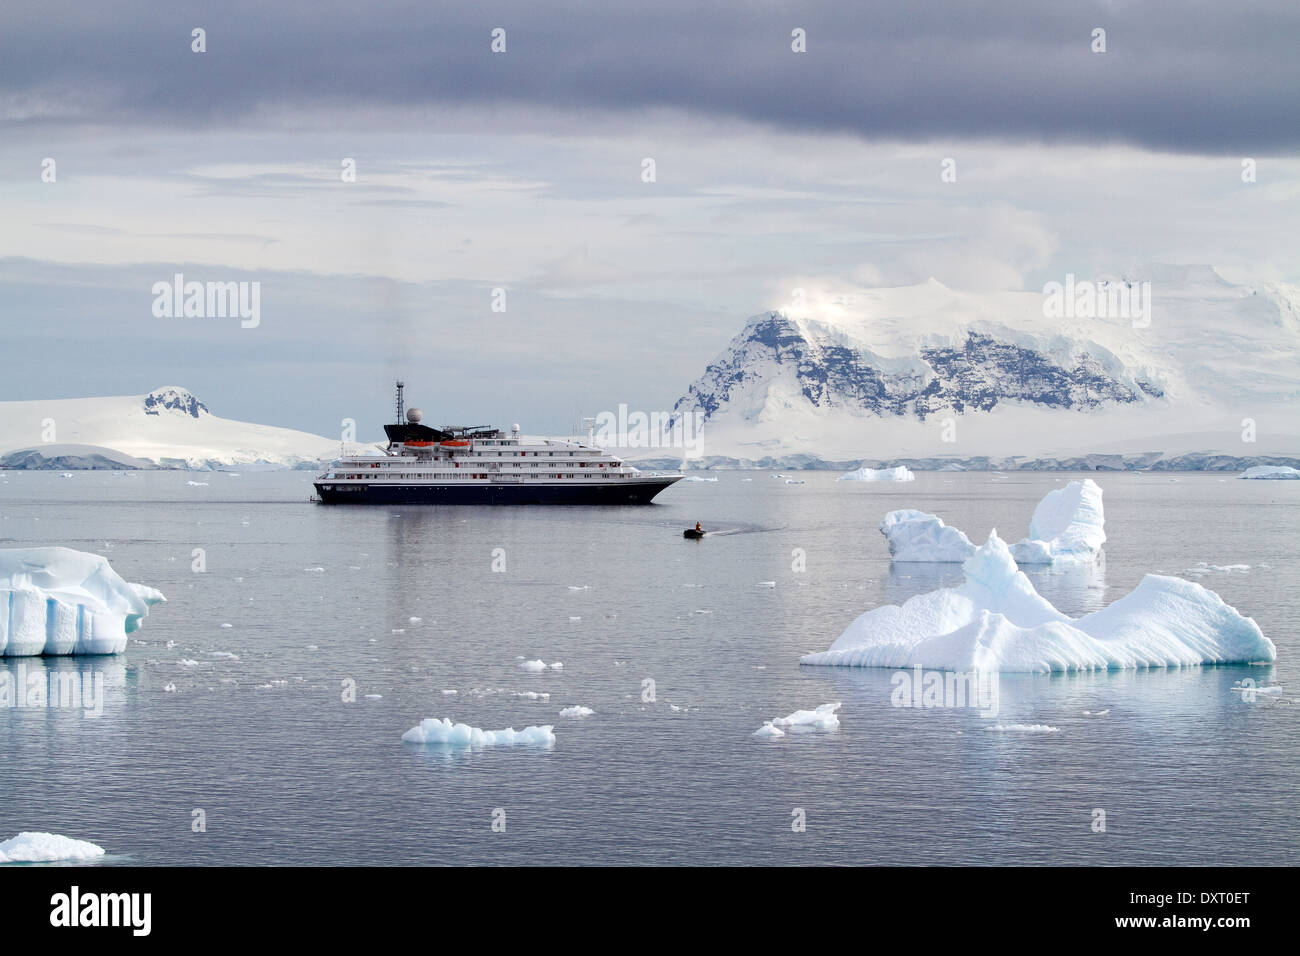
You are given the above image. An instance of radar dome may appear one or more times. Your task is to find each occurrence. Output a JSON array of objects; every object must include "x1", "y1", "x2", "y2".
[{"x1": 406, "y1": 408, "x2": 423, "y2": 423}]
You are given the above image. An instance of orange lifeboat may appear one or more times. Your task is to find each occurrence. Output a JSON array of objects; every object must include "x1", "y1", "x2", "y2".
[{"x1": 440, "y1": 440, "x2": 471, "y2": 447}]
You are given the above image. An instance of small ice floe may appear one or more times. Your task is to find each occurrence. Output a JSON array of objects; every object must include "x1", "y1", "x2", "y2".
[
  {"x1": 740, "y1": 478, "x2": 753, "y2": 482},
  {"x1": 0, "y1": 832, "x2": 106, "y2": 864},
  {"x1": 785, "y1": 478, "x2": 805, "y2": 484},
  {"x1": 162, "y1": 683, "x2": 177, "y2": 693},
  {"x1": 683, "y1": 476, "x2": 718, "y2": 482},
  {"x1": 364, "y1": 694, "x2": 383, "y2": 700},
  {"x1": 567, "y1": 585, "x2": 589, "y2": 591},
  {"x1": 469, "y1": 688, "x2": 549, "y2": 700},
  {"x1": 408, "y1": 616, "x2": 422, "y2": 624},
  {"x1": 207, "y1": 651, "x2": 239, "y2": 660},
  {"x1": 391, "y1": 628, "x2": 405, "y2": 634},
  {"x1": 755, "y1": 702, "x2": 841, "y2": 737},
  {"x1": 166, "y1": 640, "x2": 177, "y2": 649},
  {"x1": 178, "y1": 659, "x2": 200, "y2": 668},
  {"x1": 304, "y1": 567, "x2": 325, "y2": 573},
  {"x1": 60, "y1": 473, "x2": 74, "y2": 478},
  {"x1": 559, "y1": 705, "x2": 594, "y2": 717},
  {"x1": 220, "y1": 623, "x2": 232, "y2": 629},
  {"x1": 1181, "y1": 562, "x2": 1250, "y2": 576},
  {"x1": 756, "y1": 581, "x2": 776, "y2": 588},
  {"x1": 988, "y1": 724, "x2": 1060, "y2": 733},
  {"x1": 441, "y1": 689, "x2": 458, "y2": 695},
  {"x1": 186, "y1": 480, "x2": 208, "y2": 486},
  {"x1": 401, "y1": 718, "x2": 556, "y2": 748},
  {"x1": 305, "y1": 644, "x2": 318, "y2": 651},
  {"x1": 519, "y1": 659, "x2": 549, "y2": 672},
  {"x1": 569, "y1": 616, "x2": 581, "y2": 622},
  {"x1": 1082, "y1": 709, "x2": 1110, "y2": 716},
  {"x1": 1231, "y1": 682, "x2": 1284, "y2": 696}
]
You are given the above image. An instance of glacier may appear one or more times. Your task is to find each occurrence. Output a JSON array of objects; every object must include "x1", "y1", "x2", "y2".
[
  {"x1": 801, "y1": 531, "x2": 1275, "y2": 673},
  {"x1": 0, "y1": 548, "x2": 165, "y2": 656},
  {"x1": 880, "y1": 478, "x2": 1105, "y2": 564},
  {"x1": 401, "y1": 717, "x2": 556, "y2": 748}
]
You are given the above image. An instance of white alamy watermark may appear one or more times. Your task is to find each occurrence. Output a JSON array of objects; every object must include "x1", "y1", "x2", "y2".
[
  {"x1": 890, "y1": 667, "x2": 1000, "y2": 718},
  {"x1": 592, "y1": 405, "x2": 704, "y2": 458},
  {"x1": 152, "y1": 273, "x2": 260, "y2": 328},
  {"x1": 0, "y1": 664, "x2": 104, "y2": 717},
  {"x1": 1042, "y1": 274, "x2": 1151, "y2": 328}
]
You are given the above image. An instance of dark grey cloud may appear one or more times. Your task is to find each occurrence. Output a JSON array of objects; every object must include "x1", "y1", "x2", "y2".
[{"x1": 2, "y1": 1, "x2": 1296, "y2": 153}]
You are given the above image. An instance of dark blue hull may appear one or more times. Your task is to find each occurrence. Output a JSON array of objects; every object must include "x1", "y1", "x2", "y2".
[{"x1": 314, "y1": 478, "x2": 680, "y2": 505}]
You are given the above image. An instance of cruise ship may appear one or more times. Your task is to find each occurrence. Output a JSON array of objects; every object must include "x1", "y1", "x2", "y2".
[{"x1": 313, "y1": 384, "x2": 683, "y2": 505}]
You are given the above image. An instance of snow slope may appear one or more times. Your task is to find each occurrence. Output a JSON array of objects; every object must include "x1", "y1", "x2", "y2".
[
  {"x1": 0, "y1": 386, "x2": 349, "y2": 469},
  {"x1": 667, "y1": 266, "x2": 1300, "y2": 465},
  {"x1": 801, "y1": 531, "x2": 1275, "y2": 673},
  {"x1": 0, "y1": 547, "x2": 164, "y2": 656}
]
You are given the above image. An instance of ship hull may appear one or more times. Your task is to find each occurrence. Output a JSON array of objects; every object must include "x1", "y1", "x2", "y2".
[{"x1": 314, "y1": 478, "x2": 680, "y2": 505}]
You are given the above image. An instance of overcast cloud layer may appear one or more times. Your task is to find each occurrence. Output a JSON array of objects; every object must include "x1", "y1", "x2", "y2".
[{"x1": 4, "y1": 0, "x2": 1299, "y2": 153}]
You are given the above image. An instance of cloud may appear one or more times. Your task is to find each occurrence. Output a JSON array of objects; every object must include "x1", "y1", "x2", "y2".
[{"x1": 3, "y1": 1, "x2": 1297, "y2": 153}]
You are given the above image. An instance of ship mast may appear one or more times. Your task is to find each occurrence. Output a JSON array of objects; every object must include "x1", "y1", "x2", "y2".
[{"x1": 395, "y1": 380, "x2": 405, "y2": 424}]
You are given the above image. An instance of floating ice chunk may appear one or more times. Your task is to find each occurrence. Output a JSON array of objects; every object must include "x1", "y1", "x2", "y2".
[
  {"x1": 550, "y1": 662, "x2": 563, "y2": 670},
  {"x1": 1010, "y1": 479, "x2": 1106, "y2": 564},
  {"x1": 880, "y1": 510, "x2": 976, "y2": 562},
  {"x1": 988, "y1": 724, "x2": 1060, "y2": 733},
  {"x1": 756, "y1": 581, "x2": 776, "y2": 588},
  {"x1": 766, "y1": 702, "x2": 841, "y2": 734},
  {"x1": 186, "y1": 480, "x2": 208, "y2": 486},
  {"x1": 683, "y1": 476, "x2": 718, "y2": 482},
  {"x1": 0, "y1": 547, "x2": 165, "y2": 656},
  {"x1": 752, "y1": 722, "x2": 785, "y2": 738},
  {"x1": 838, "y1": 465, "x2": 914, "y2": 482},
  {"x1": 1239, "y1": 465, "x2": 1300, "y2": 479},
  {"x1": 559, "y1": 705, "x2": 594, "y2": 717},
  {"x1": 401, "y1": 717, "x2": 556, "y2": 748},
  {"x1": 785, "y1": 478, "x2": 805, "y2": 484},
  {"x1": 0, "y1": 832, "x2": 106, "y2": 864},
  {"x1": 519, "y1": 659, "x2": 548, "y2": 672},
  {"x1": 801, "y1": 531, "x2": 1275, "y2": 673}
]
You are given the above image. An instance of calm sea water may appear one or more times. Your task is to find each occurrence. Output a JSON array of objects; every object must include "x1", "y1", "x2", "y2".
[{"x1": 1, "y1": 469, "x2": 1296, "y2": 866}]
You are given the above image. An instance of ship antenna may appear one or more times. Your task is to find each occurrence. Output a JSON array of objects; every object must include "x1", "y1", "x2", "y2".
[{"x1": 395, "y1": 380, "x2": 405, "y2": 424}]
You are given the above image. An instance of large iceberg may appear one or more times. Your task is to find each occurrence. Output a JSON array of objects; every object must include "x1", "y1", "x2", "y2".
[
  {"x1": 881, "y1": 510, "x2": 977, "y2": 562},
  {"x1": 839, "y1": 465, "x2": 915, "y2": 482},
  {"x1": 1239, "y1": 465, "x2": 1300, "y2": 480},
  {"x1": 801, "y1": 530, "x2": 1275, "y2": 673},
  {"x1": 879, "y1": 478, "x2": 1105, "y2": 565},
  {"x1": 0, "y1": 548, "x2": 165, "y2": 656},
  {"x1": 401, "y1": 717, "x2": 556, "y2": 748}
]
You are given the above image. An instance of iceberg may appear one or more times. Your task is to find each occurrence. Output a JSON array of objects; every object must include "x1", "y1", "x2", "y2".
[
  {"x1": 401, "y1": 717, "x2": 556, "y2": 748},
  {"x1": 755, "y1": 702, "x2": 842, "y2": 736},
  {"x1": 1010, "y1": 479, "x2": 1106, "y2": 564},
  {"x1": 559, "y1": 705, "x2": 594, "y2": 717},
  {"x1": 838, "y1": 465, "x2": 915, "y2": 482},
  {"x1": 879, "y1": 478, "x2": 1105, "y2": 565},
  {"x1": 1239, "y1": 465, "x2": 1300, "y2": 479},
  {"x1": 0, "y1": 831, "x2": 105, "y2": 863},
  {"x1": 801, "y1": 531, "x2": 1275, "y2": 673},
  {"x1": 0, "y1": 547, "x2": 165, "y2": 656},
  {"x1": 880, "y1": 510, "x2": 977, "y2": 562}
]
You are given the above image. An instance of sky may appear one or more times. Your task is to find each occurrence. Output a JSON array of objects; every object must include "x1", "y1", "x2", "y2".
[{"x1": 1, "y1": 0, "x2": 1297, "y2": 437}]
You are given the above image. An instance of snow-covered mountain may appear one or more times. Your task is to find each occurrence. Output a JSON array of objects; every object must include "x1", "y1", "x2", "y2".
[
  {"x1": 666, "y1": 266, "x2": 1300, "y2": 468},
  {"x1": 0, "y1": 386, "x2": 349, "y2": 470}
]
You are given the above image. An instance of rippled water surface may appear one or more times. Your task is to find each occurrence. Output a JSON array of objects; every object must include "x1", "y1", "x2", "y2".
[{"x1": 1, "y1": 469, "x2": 1296, "y2": 865}]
